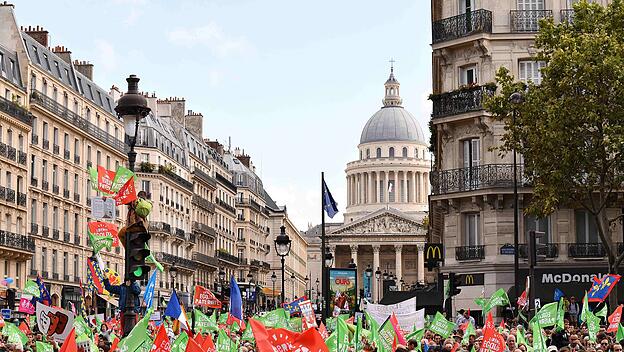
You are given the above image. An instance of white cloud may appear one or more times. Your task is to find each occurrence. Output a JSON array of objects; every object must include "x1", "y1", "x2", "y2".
[
  {"x1": 94, "y1": 40, "x2": 117, "y2": 72},
  {"x1": 166, "y1": 23, "x2": 252, "y2": 57},
  {"x1": 207, "y1": 69, "x2": 223, "y2": 87}
]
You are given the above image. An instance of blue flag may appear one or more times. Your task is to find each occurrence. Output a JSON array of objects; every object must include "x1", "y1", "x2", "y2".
[
  {"x1": 31, "y1": 275, "x2": 51, "y2": 306},
  {"x1": 283, "y1": 296, "x2": 306, "y2": 315},
  {"x1": 322, "y1": 178, "x2": 339, "y2": 218},
  {"x1": 554, "y1": 288, "x2": 564, "y2": 302},
  {"x1": 144, "y1": 270, "x2": 157, "y2": 309},
  {"x1": 164, "y1": 290, "x2": 182, "y2": 319},
  {"x1": 229, "y1": 275, "x2": 243, "y2": 321}
]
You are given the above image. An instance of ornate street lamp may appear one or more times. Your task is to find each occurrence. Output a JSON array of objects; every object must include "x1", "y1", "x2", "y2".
[
  {"x1": 304, "y1": 275, "x2": 309, "y2": 298},
  {"x1": 114, "y1": 75, "x2": 151, "y2": 338},
  {"x1": 290, "y1": 272, "x2": 296, "y2": 300},
  {"x1": 271, "y1": 271, "x2": 277, "y2": 308},
  {"x1": 375, "y1": 267, "x2": 381, "y2": 303},
  {"x1": 274, "y1": 225, "x2": 291, "y2": 305},
  {"x1": 218, "y1": 267, "x2": 226, "y2": 301}
]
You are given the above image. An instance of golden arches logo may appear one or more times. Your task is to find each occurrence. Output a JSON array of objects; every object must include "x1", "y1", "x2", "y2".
[
  {"x1": 426, "y1": 245, "x2": 442, "y2": 260},
  {"x1": 465, "y1": 275, "x2": 474, "y2": 285}
]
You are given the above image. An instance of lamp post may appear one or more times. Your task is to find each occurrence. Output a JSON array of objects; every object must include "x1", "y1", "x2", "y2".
[
  {"x1": 290, "y1": 273, "x2": 296, "y2": 301},
  {"x1": 115, "y1": 74, "x2": 151, "y2": 337},
  {"x1": 400, "y1": 278, "x2": 404, "y2": 291},
  {"x1": 247, "y1": 272, "x2": 254, "y2": 315},
  {"x1": 509, "y1": 91, "x2": 524, "y2": 305},
  {"x1": 218, "y1": 267, "x2": 226, "y2": 302},
  {"x1": 323, "y1": 251, "x2": 334, "y2": 319},
  {"x1": 374, "y1": 267, "x2": 381, "y2": 303},
  {"x1": 315, "y1": 277, "x2": 320, "y2": 307},
  {"x1": 271, "y1": 271, "x2": 277, "y2": 309},
  {"x1": 365, "y1": 265, "x2": 372, "y2": 301},
  {"x1": 274, "y1": 225, "x2": 291, "y2": 306},
  {"x1": 304, "y1": 275, "x2": 309, "y2": 298},
  {"x1": 170, "y1": 262, "x2": 178, "y2": 291}
]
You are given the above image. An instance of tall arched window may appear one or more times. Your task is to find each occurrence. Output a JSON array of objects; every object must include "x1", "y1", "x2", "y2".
[
  {"x1": 366, "y1": 149, "x2": 370, "y2": 159},
  {"x1": 415, "y1": 148, "x2": 419, "y2": 158},
  {"x1": 376, "y1": 148, "x2": 382, "y2": 158},
  {"x1": 360, "y1": 150, "x2": 363, "y2": 160},
  {"x1": 402, "y1": 147, "x2": 408, "y2": 158},
  {"x1": 389, "y1": 147, "x2": 395, "y2": 158}
]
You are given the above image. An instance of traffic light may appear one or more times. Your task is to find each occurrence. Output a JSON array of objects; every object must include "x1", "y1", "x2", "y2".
[
  {"x1": 125, "y1": 222, "x2": 151, "y2": 280},
  {"x1": 528, "y1": 230, "x2": 546, "y2": 266},
  {"x1": 448, "y1": 272, "x2": 462, "y2": 297}
]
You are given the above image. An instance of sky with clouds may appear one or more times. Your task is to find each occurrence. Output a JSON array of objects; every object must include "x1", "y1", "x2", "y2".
[{"x1": 15, "y1": 0, "x2": 432, "y2": 230}]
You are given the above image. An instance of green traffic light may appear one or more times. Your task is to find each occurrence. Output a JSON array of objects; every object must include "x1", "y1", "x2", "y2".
[{"x1": 133, "y1": 267, "x2": 143, "y2": 277}]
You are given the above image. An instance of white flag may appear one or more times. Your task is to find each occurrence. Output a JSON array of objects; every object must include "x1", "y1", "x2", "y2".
[{"x1": 387, "y1": 182, "x2": 393, "y2": 194}]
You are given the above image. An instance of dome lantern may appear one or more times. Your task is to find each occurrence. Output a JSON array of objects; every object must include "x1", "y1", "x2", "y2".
[{"x1": 383, "y1": 61, "x2": 402, "y2": 107}]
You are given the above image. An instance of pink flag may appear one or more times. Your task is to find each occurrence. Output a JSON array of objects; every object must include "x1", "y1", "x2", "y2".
[
  {"x1": 390, "y1": 313, "x2": 407, "y2": 345},
  {"x1": 18, "y1": 296, "x2": 35, "y2": 314}
]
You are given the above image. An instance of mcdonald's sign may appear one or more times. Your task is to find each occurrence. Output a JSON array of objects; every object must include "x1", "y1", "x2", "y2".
[
  {"x1": 425, "y1": 243, "x2": 444, "y2": 262},
  {"x1": 457, "y1": 273, "x2": 484, "y2": 287}
]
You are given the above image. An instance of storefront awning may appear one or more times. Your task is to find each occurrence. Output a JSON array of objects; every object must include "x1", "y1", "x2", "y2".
[{"x1": 261, "y1": 287, "x2": 281, "y2": 297}]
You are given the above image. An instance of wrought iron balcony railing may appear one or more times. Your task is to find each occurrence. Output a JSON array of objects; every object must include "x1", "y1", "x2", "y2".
[
  {"x1": 0, "y1": 95, "x2": 32, "y2": 125},
  {"x1": 560, "y1": 9, "x2": 574, "y2": 23},
  {"x1": 74, "y1": 155, "x2": 80, "y2": 164},
  {"x1": 432, "y1": 9, "x2": 492, "y2": 44},
  {"x1": 430, "y1": 84, "x2": 496, "y2": 118},
  {"x1": 30, "y1": 91, "x2": 125, "y2": 154},
  {"x1": 193, "y1": 252, "x2": 219, "y2": 267},
  {"x1": 53, "y1": 144, "x2": 59, "y2": 155},
  {"x1": 42, "y1": 226, "x2": 49, "y2": 237},
  {"x1": 217, "y1": 199, "x2": 236, "y2": 215},
  {"x1": 63, "y1": 189, "x2": 70, "y2": 198},
  {"x1": 192, "y1": 221, "x2": 216, "y2": 238},
  {"x1": 42, "y1": 139, "x2": 49, "y2": 150},
  {"x1": 455, "y1": 245, "x2": 485, "y2": 261},
  {"x1": 6, "y1": 146, "x2": 15, "y2": 161},
  {"x1": 42, "y1": 181, "x2": 49, "y2": 191},
  {"x1": 153, "y1": 166, "x2": 193, "y2": 191},
  {"x1": 32, "y1": 135, "x2": 38, "y2": 145},
  {"x1": 30, "y1": 178, "x2": 38, "y2": 187},
  {"x1": 431, "y1": 164, "x2": 524, "y2": 195},
  {"x1": 192, "y1": 169, "x2": 217, "y2": 188},
  {"x1": 155, "y1": 252, "x2": 195, "y2": 269},
  {"x1": 0, "y1": 230, "x2": 35, "y2": 252},
  {"x1": 510, "y1": 10, "x2": 553, "y2": 32},
  {"x1": 52, "y1": 229, "x2": 59, "y2": 240},
  {"x1": 568, "y1": 243, "x2": 607, "y2": 258},
  {"x1": 30, "y1": 223, "x2": 38, "y2": 236},
  {"x1": 64, "y1": 149, "x2": 70, "y2": 160},
  {"x1": 52, "y1": 185, "x2": 59, "y2": 194},
  {"x1": 18, "y1": 151, "x2": 26, "y2": 165},
  {"x1": 518, "y1": 243, "x2": 559, "y2": 259},
  {"x1": 174, "y1": 227, "x2": 186, "y2": 240},
  {"x1": 74, "y1": 193, "x2": 80, "y2": 203},
  {"x1": 5, "y1": 188, "x2": 15, "y2": 203},
  {"x1": 74, "y1": 235, "x2": 80, "y2": 245},
  {"x1": 217, "y1": 251, "x2": 241, "y2": 265},
  {"x1": 192, "y1": 195, "x2": 215, "y2": 213},
  {"x1": 17, "y1": 192, "x2": 26, "y2": 206}
]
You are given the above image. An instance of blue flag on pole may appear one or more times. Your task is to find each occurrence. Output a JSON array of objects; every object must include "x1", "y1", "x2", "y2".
[
  {"x1": 554, "y1": 288, "x2": 564, "y2": 302},
  {"x1": 322, "y1": 178, "x2": 339, "y2": 218},
  {"x1": 164, "y1": 290, "x2": 182, "y2": 319},
  {"x1": 144, "y1": 270, "x2": 157, "y2": 309},
  {"x1": 229, "y1": 275, "x2": 243, "y2": 321}
]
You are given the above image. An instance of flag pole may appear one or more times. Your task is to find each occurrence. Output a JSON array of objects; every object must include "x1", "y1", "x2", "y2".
[{"x1": 321, "y1": 172, "x2": 327, "y2": 323}]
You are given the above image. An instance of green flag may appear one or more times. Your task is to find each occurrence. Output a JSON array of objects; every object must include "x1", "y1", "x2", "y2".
[
  {"x1": 407, "y1": 328, "x2": 425, "y2": 352},
  {"x1": 365, "y1": 311, "x2": 379, "y2": 332},
  {"x1": 145, "y1": 246, "x2": 164, "y2": 272},
  {"x1": 595, "y1": 304, "x2": 608, "y2": 319},
  {"x1": 336, "y1": 316, "x2": 351, "y2": 352},
  {"x1": 580, "y1": 291, "x2": 589, "y2": 323},
  {"x1": 36, "y1": 341, "x2": 53, "y2": 352},
  {"x1": 326, "y1": 332, "x2": 338, "y2": 352},
  {"x1": 117, "y1": 309, "x2": 153, "y2": 352},
  {"x1": 556, "y1": 298, "x2": 566, "y2": 331},
  {"x1": 587, "y1": 311, "x2": 600, "y2": 342},
  {"x1": 2, "y1": 322, "x2": 27, "y2": 345},
  {"x1": 88, "y1": 167, "x2": 99, "y2": 191},
  {"x1": 354, "y1": 315, "x2": 363, "y2": 352},
  {"x1": 474, "y1": 297, "x2": 486, "y2": 309},
  {"x1": 290, "y1": 317, "x2": 302, "y2": 332},
  {"x1": 218, "y1": 312, "x2": 228, "y2": 325},
  {"x1": 171, "y1": 331, "x2": 189, "y2": 352},
  {"x1": 429, "y1": 312, "x2": 455, "y2": 338},
  {"x1": 462, "y1": 322, "x2": 475, "y2": 345},
  {"x1": 530, "y1": 301, "x2": 559, "y2": 327},
  {"x1": 516, "y1": 326, "x2": 527, "y2": 347},
  {"x1": 111, "y1": 166, "x2": 135, "y2": 193},
  {"x1": 74, "y1": 316, "x2": 93, "y2": 338},
  {"x1": 617, "y1": 323, "x2": 624, "y2": 343},
  {"x1": 24, "y1": 279, "x2": 40, "y2": 298},
  {"x1": 88, "y1": 230, "x2": 113, "y2": 254},
  {"x1": 531, "y1": 320, "x2": 547, "y2": 352},
  {"x1": 217, "y1": 330, "x2": 233, "y2": 352},
  {"x1": 254, "y1": 308, "x2": 290, "y2": 328},
  {"x1": 377, "y1": 318, "x2": 396, "y2": 352},
  {"x1": 241, "y1": 322, "x2": 255, "y2": 342},
  {"x1": 194, "y1": 309, "x2": 218, "y2": 333},
  {"x1": 210, "y1": 309, "x2": 218, "y2": 323},
  {"x1": 483, "y1": 289, "x2": 510, "y2": 314}
]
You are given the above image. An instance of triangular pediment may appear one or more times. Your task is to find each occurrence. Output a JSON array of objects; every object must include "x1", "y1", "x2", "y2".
[{"x1": 330, "y1": 208, "x2": 425, "y2": 235}]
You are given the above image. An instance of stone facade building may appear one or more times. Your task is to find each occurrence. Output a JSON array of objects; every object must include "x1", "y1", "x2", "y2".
[{"x1": 429, "y1": 0, "x2": 619, "y2": 315}]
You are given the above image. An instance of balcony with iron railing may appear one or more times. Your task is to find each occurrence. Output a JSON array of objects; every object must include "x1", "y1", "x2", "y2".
[
  {"x1": 217, "y1": 251, "x2": 241, "y2": 265},
  {"x1": 52, "y1": 185, "x2": 59, "y2": 195},
  {"x1": 74, "y1": 155, "x2": 80, "y2": 164},
  {"x1": 5, "y1": 188, "x2": 15, "y2": 203},
  {"x1": 18, "y1": 151, "x2": 26, "y2": 165},
  {"x1": 432, "y1": 9, "x2": 492, "y2": 44},
  {"x1": 192, "y1": 221, "x2": 216, "y2": 238},
  {"x1": 431, "y1": 164, "x2": 524, "y2": 195},
  {"x1": 74, "y1": 193, "x2": 80, "y2": 203},
  {"x1": 455, "y1": 245, "x2": 485, "y2": 261},
  {"x1": 148, "y1": 221, "x2": 172, "y2": 234},
  {"x1": 53, "y1": 144, "x2": 59, "y2": 155},
  {"x1": 63, "y1": 232, "x2": 70, "y2": 242},
  {"x1": 0, "y1": 230, "x2": 35, "y2": 252},
  {"x1": 155, "y1": 252, "x2": 195, "y2": 269},
  {"x1": 156, "y1": 166, "x2": 193, "y2": 191},
  {"x1": 32, "y1": 135, "x2": 38, "y2": 145},
  {"x1": 30, "y1": 91, "x2": 125, "y2": 154},
  {"x1": 42, "y1": 181, "x2": 49, "y2": 191},
  {"x1": 430, "y1": 84, "x2": 496, "y2": 119},
  {"x1": 510, "y1": 10, "x2": 553, "y2": 32},
  {"x1": 216, "y1": 173, "x2": 237, "y2": 193},
  {"x1": 192, "y1": 195, "x2": 215, "y2": 213},
  {"x1": 173, "y1": 227, "x2": 186, "y2": 241},
  {"x1": 192, "y1": 169, "x2": 217, "y2": 188},
  {"x1": 217, "y1": 199, "x2": 236, "y2": 215},
  {"x1": 518, "y1": 243, "x2": 559, "y2": 259},
  {"x1": 17, "y1": 192, "x2": 26, "y2": 206},
  {"x1": 42, "y1": 226, "x2": 49, "y2": 237},
  {"x1": 0, "y1": 95, "x2": 32, "y2": 125},
  {"x1": 42, "y1": 139, "x2": 49, "y2": 150},
  {"x1": 64, "y1": 149, "x2": 70, "y2": 160},
  {"x1": 568, "y1": 243, "x2": 608, "y2": 258},
  {"x1": 193, "y1": 252, "x2": 219, "y2": 267},
  {"x1": 30, "y1": 223, "x2": 38, "y2": 236},
  {"x1": 52, "y1": 229, "x2": 59, "y2": 240}
]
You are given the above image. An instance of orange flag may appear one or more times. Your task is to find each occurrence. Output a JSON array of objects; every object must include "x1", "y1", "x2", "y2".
[
  {"x1": 185, "y1": 336, "x2": 203, "y2": 352},
  {"x1": 59, "y1": 328, "x2": 77, "y2": 352},
  {"x1": 608, "y1": 305, "x2": 623, "y2": 333},
  {"x1": 194, "y1": 333, "x2": 204, "y2": 347},
  {"x1": 200, "y1": 333, "x2": 216, "y2": 352},
  {"x1": 18, "y1": 321, "x2": 31, "y2": 335},
  {"x1": 110, "y1": 337, "x2": 120, "y2": 352},
  {"x1": 152, "y1": 324, "x2": 171, "y2": 352}
]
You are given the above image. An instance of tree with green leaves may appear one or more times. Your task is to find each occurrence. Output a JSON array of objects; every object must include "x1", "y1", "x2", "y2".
[{"x1": 485, "y1": 0, "x2": 624, "y2": 307}]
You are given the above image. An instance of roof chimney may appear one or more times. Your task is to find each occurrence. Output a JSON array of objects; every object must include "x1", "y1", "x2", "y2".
[
  {"x1": 22, "y1": 25, "x2": 49, "y2": 47},
  {"x1": 52, "y1": 46, "x2": 72, "y2": 63},
  {"x1": 73, "y1": 60, "x2": 93, "y2": 80}
]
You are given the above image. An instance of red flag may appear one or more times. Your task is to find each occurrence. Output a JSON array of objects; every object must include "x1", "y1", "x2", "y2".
[
  {"x1": 345, "y1": 316, "x2": 354, "y2": 325},
  {"x1": 499, "y1": 318, "x2": 505, "y2": 330},
  {"x1": 110, "y1": 337, "x2": 119, "y2": 352},
  {"x1": 193, "y1": 285, "x2": 222, "y2": 308},
  {"x1": 392, "y1": 335, "x2": 397, "y2": 352},
  {"x1": 194, "y1": 333, "x2": 204, "y2": 347},
  {"x1": 249, "y1": 319, "x2": 280, "y2": 352},
  {"x1": 390, "y1": 313, "x2": 407, "y2": 345},
  {"x1": 292, "y1": 328, "x2": 329, "y2": 352},
  {"x1": 459, "y1": 320, "x2": 469, "y2": 332},
  {"x1": 152, "y1": 325, "x2": 171, "y2": 352},
  {"x1": 97, "y1": 166, "x2": 116, "y2": 195},
  {"x1": 88, "y1": 222, "x2": 120, "y2": 247},
  {"x1": 451, "y1": 342, "x2": 460, "y2": 352},
  {"x1": 479, "y1": 324, "x2": 506, "y2": 352},
  {"x1": 226, "y1": 312, "x2": 245, "y2": 331},
  {"x1": 185, "y1": 336, "x2": 203, "y2": 352},
  {"x1": 114, "y1": 177, "x2": 137, "y2": 205},
  {"x1": 18, "y1": 321, "x2": 31, "y2": 335},
  {"x1": 201, "y1": 333, "x2": 216, "y2": 352},
  {"x1": 608, "y1": 305, "x2": 624, "y2": 333},
  {"x1": 484, "y1": 312, "x2": 495, "y2": 331},
  {"x1": 59, "y1": 328, "x2": 77, "y2": 352},
  {"x1": 517, "y1": 290, "x2": 528, "y2": 308},
  {"x1": 318, "y1": 322, "x2": 329, "y2": 339}
]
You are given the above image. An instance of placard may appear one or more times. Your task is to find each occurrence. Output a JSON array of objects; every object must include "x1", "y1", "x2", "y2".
[
  {"x1": 328, "y1": 268, "x2": 357, "y2": 317},
  {"x1": 36, "y1": 302, "x2": 75, "y2": 343}
]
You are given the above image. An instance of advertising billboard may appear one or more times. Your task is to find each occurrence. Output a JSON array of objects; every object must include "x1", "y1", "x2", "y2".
[{"x1": 329, "y1": 268, "x2": 357, "y2": 317}]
